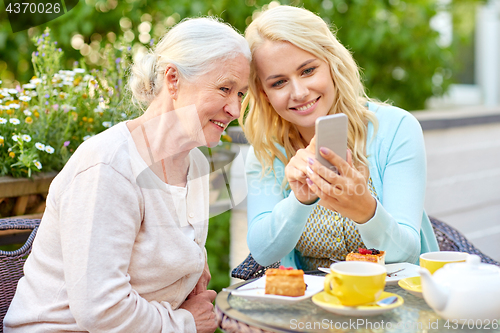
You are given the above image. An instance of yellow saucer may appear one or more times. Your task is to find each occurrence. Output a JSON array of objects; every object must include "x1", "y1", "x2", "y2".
[
  {"x1": 312, "y1": 291, "x2": 404, "y2": 316},
  {"x1": 398, "y1": 276, "x2": 423, "y2": 298}
]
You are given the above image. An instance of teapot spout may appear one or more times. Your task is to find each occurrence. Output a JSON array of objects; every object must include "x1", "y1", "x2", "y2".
[{"x1": 419, "y1": 267, "x2": 449, "y2": 312}]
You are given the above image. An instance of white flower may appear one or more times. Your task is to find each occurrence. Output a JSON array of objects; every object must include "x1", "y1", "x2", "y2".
[
  {"x1": 74, "y1": 68, "x2": 85, "y2": 73},
  {"x1": 121, "y1": 113, "x2": 127, "y2": 118},
  {"x1": 45, "y1": 145, "x2": 54, "y2": 154},
  {"x1": 24, "y1": 110, "x2": 32, "y2": 116},
  {"x1": 61, "y1": 104, "x2": 76, "y2": 112},
  {"x1": 9, "y1": 118, "x2": 20, "y2": 125},
  {"x1": 63, "y1": 81, "x2": 74, "y2": 86},
  {"x1": 0, "y1": 106, "x2": 9, "y2": 110},
  {"x1": 9, "y1": 103, "x2": 20, "y2": 109},
  {"x1": 33, "y1": 160, "x2": 42, "y2": 170},
  {"x1": 83, "y1": 74, "x2": 93, "y2": 81},
  {"x1": 83, "y1": 135, "x2": 92, "y2": 141},
  {"x1": 22, "y1": 134, "x2": 31, "y2": 142},
  {"x1": 102, "y1": 121, "x2": 112, "y2": 128},
  {"x1": 8, "y1": 89, "x2": 18, "y2": 94},
  {"x1": 30, "y1": 78, "x2": 43, "y2": 85},
  {"x1": 19, "y1": 95, "x2": 31, "y2": 102},
  {"x1": 60, "y1": 70, "x2": 75, "y2": 76},
  {"x1": 0, "y1": 118, "x2": 7, "y2": 124},
  {"x1": 12, "y1": 135, "x2": 19, "y2": 142},
  {"x1": 22, "y1": 83, "x2": 36, "y2": 89},
  {"x1": 94, "y1": 105, "x2": 106, "y2": 113},
  {"x1": 0, "y1": 80, "x2": 2, "y2": 84},
  {"x1": 35, "y1": 142, "x2": 45, "y2": 151}
]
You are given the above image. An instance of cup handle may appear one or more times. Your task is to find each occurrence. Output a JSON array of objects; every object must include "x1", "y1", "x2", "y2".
[{"x1": 324, "y1": 273, "x2": 343, "y2": 298}]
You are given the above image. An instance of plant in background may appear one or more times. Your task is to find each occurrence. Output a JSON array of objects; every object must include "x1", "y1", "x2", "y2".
[{"x1": 0, "y1": 28, "x2": 133, "y2": 177}]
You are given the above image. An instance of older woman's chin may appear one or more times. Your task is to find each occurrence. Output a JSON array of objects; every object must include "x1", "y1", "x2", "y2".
[{"x1": 205, "y1": 140, "x2": 221, "y2": 148}]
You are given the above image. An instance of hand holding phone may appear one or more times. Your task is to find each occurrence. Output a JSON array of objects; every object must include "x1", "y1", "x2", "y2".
[{"x1": 315, "y1": 113, "x2": 348, "y2": 174}]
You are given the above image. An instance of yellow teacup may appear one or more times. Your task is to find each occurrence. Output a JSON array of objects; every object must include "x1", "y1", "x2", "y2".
[
  {"x1": 420, "y1": 251, "x2": 469, "y2": 274},
  {"x1": 324, "y1": 262, "x2": 386, "y2": 306}
]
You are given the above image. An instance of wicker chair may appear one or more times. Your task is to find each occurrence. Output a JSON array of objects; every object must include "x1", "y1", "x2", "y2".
[
  {"x1": 0, "y1": 218, "x2": 40, "y2": 332},
  {"x1": 231, "y1": 216, "x2": 500, "y2": 280}
]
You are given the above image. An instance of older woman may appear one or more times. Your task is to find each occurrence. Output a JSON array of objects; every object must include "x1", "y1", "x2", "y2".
[
  {"x1": 4, "y1": 18, "x2": 250, "y2": 333},
  {"x1": 240, "y1": 5, "x2": 438, "y2": 270}
]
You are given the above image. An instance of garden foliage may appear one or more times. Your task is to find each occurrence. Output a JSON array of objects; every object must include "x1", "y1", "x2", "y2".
[{"x1": 0, "y1": 28, "x2": 134, "y2": 177}]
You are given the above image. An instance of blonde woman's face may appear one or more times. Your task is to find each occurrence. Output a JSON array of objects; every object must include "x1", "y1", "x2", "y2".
[{"x1": 254, "y1": 40, "x2": 335, "y2": 140}]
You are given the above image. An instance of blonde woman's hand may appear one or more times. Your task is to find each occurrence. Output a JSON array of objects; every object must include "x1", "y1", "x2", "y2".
[
  {"x1": 305, "y1": 147, "x2": 376, "y2": 223},
  {"x1": 180, "y1": 290, "x2": 218, "y2": 333},
  {"x1": 285, "y1": 138, "x2": 318, "y2": 205}
]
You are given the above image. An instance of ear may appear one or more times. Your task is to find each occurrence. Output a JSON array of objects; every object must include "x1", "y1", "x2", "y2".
[{"x1": 165, "y1": 64, "x2": 179, "y2": 100}]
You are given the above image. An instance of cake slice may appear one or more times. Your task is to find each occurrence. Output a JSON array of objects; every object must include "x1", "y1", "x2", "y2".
[
  {"x1": 265, "y1": 266, "x2": 306, "y2": 297},
  {"x1": 346, "y1": 248, "x2": 386, "y2": 265}
]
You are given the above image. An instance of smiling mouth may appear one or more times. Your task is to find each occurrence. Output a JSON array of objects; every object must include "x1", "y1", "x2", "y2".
[
  {"x1": 210, "y1": 120, "x2": 226, "y2": 130},
  {"x1": 291, "y1": 97, "x2": 320, "y2": 111}
]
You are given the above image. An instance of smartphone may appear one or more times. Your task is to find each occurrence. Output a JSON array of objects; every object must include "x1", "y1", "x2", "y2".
[{"x1": 315, "y1": 113, "x2": 348, "y2": 173}]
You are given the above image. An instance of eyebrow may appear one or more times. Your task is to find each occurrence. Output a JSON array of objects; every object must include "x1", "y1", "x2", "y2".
[
  {"x1": 265, "y1": 59, "x2": 318, "y2": 81},
  {"x1": 219, "y1": 79, "x2": 248, "y2": 91}
]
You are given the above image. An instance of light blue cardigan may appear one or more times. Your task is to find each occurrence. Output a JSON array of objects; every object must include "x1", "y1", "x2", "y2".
[{"x1": 245, "y1": 103, "x2": 439, "y2": 268}]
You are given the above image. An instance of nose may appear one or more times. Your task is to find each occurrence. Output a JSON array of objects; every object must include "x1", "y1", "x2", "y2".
[
  {"x1": 224, "y1": 95, "x2": 241, "y2": 120},
  {"x1": 290, "y1": 79, "x2": 308, "y2": 101}
]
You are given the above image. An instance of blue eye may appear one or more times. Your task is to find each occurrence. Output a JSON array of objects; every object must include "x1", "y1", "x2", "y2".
[
  {"x1": 272, "y1": 79, "x2": 285, "y2": 88},
  {"x1": 238, "y1": 92, "x2": 245, "y2": 98},
  {"x1": 303, "y1": 67, "x2": 316, "y2": 75},
  {"x1": 220, "y1": 87, "x2": 229, "y2": 92}
]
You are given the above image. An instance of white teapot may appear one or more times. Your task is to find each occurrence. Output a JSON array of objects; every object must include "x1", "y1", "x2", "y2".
[{"x1": 419, "y1": 254, "x2": 500, "y2": 321}]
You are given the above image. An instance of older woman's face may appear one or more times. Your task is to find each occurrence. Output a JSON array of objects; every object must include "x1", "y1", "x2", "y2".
[
  {"x1": 254, "y1": 40, "x2": 335, "y2": 139},
  {"x1": 174, "y1": 54, "x2": 250, "y2": 147}
]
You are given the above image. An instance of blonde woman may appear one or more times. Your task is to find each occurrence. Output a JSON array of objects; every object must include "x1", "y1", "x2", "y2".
[
  {"x1": 240, "y1": 5, "x2": 439, "y2": 270},
  {"x1": 5, "y1": 18, "x2": 250, "y2": 333}
]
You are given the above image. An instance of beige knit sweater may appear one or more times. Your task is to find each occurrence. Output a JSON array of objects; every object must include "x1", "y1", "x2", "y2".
[{"x1": 4, "y1": 122, "x2": 210, "y2": 332}]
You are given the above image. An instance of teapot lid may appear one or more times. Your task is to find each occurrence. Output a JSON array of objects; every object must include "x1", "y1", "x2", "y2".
[{"x1": 443, "y1": 254, "x2": 500, "y2": 276}]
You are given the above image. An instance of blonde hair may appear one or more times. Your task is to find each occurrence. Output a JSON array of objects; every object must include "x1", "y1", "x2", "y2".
[
  {"x1": 240, "y1": 5, "x2": 378, "y2": 177},
  {"x1": 129, "y1": 17, "x2": 251, "y2": 107}
]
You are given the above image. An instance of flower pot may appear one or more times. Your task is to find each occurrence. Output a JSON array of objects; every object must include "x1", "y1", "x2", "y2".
[{"x1": 0, "y1": 171, "x2": 57, "y2": 218}]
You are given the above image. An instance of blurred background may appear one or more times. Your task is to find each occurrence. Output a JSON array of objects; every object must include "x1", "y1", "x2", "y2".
[
  {"x1": 0, "y1": 0, "x2": 489, "y2": 111},
  {"x1": 2, "y1": 0, "x2": 500, "y2": 296}
]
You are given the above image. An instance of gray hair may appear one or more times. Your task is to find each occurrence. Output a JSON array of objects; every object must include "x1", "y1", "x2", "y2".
[{"x1": 129, "y1": 17, "x2": 251, "y2": 106}]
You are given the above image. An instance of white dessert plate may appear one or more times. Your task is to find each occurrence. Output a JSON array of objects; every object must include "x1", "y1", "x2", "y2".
[
  {"x1": 229, "y1": 274, "x2": 325, "y2": 303},
  {"x1": 318, "y1": 262, "x2": 420, "y2": 286},
  {"x1": 385, "y1": 263, "x2": 420, "y2": 285},
  {"x1": 312, "y1": 291, "x2": 404, "y2": 316}
]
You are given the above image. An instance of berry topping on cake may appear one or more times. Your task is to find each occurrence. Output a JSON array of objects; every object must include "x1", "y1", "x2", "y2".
[
  {"x1": 279, "y1": 265, "x2": 294, "y2": 270},
  {"x1": 358, "y1": 248, "x2": 373, "y2": 255}
]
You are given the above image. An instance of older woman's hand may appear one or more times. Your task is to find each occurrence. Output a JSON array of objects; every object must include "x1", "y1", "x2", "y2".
[
  {"x1": 306, "y1": 147, "x2": 376, "y2": 223},
  {"x1": 189, "y1": 260, "x2": 211, "y2": 296},
  {"x1": 180, "y1": 290, "x2": 218, "y2": 333},
  {"x1": 285, "y1": 138, "x2": 319, "y2": 205}
]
